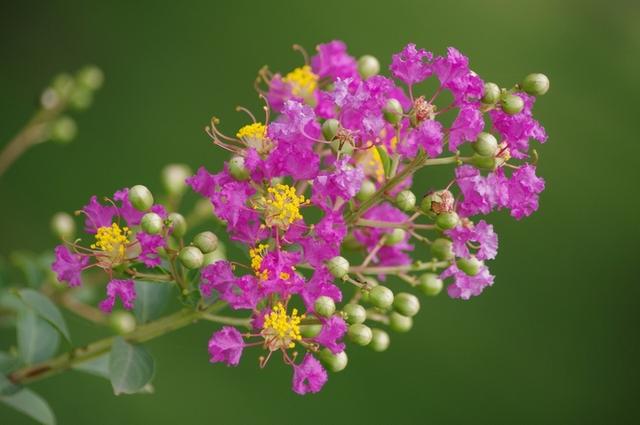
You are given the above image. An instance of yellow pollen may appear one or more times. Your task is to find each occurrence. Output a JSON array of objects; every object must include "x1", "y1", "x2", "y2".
[
  {"x1": 283, "y1": 65, "x2": 318, "y2": 97},
  {"x1": 370, "y1": 147, "x2": 386, "y2": 183},
  {"x1": 262, "y1": 302, "x2": 304, "y2": 349},
  {"x1": 90, "y1": 223, "x2": 131, "y2": 257},
  {"x1": 249, "y1": 243, "x2": 269, "y2": 280},
  {"x1": 236, "y1": 122, "x2": 266, "y2": 140},
  {"x1": 257, "y1": 183, "x2": 309, "y2": 229},
  {"x1": 279, "y1": 272, "x2": 290, "y2": 280}
]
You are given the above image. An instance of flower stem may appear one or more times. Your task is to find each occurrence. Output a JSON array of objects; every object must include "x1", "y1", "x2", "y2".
[{"x1": 349, "y1": 260, "x2": 450, "y2": 275}]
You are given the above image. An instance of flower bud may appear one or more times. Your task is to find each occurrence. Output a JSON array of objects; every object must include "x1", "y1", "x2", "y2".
[
  {"x1": 369, "y1": 285, "x2": 394, "y2": 309},
  {"x1": 162, "y1": 164, "x2": 192, "y2": 196},
  {"x1": 470, "y1": 154, "x2": 497, "y2": 171},
  {"x1": 357, "y1": 180, "x2": 376, "y2": 202},
  {"x1": 322, "y1": 119, "x2": 339, "y2": 141},
  {"x1": 436, "y1": 211, "x2": 460, "y2": 230},
  {"x1": 521, "y1": 73, "x2": 549, "y2": 96},
  {"x1": 109, "y1": 311, "x2": 136, "y2": 334},
  {"x1": 473, "y1": 132, "x2": 498, "y2": 157},
  {"x1": 456, "y1": 257, "x2": 483, "y2": 276},
  {"x1": 52, "y1": 73, "x2": 75, "y2": 98},
  {"x1": 396, "y1": 190, "x2": 416, "y2": 212},
  {"x1": 500, "y1": 93, "x2": 524, "y2": 115},
  {"x1": 369, "y1": 328, "x2": 390, "y2": 352},
  {"x1": 76, "y1": 65, "x2": 105, "y2": 91},
  {"x1": 383, "y1": 99, "x2": 403, "y2": 124},
  {"x1": 431, "y1": 238, "x2": 454, "y2": 260},
  {"x1": 203, "y1": 247, "x2": 227, "y2": 266},
  {"x1": 417, "y1": 273, "x2": 443, "y2": 296},
  {"x1": 193, "y1": 231, "x2": 218, "y2": 254},
  {"x1": 319, "y1": 348, "x2": 348, "y2": 372},
  {"x1": 327, "y1": 256, "x2": 349, "y2": 279},
  {"x1": 389, "y1": 312, "x2": 413, "y2": 333},
  {"x1": 393, "y1": 292, "x2": 420, "y2": 317},
  {"x1": 357, "y1": 55, "x2": 380, "y2": 79},
  {"x1": 385, "y1": 228, "x2": 406, "y2": 246},
  {"x1": 228, "y1": 156, "x2": 250, "y2": 181},
  {"x1": 481, "y1": 82, "x2": 501, "y2": 104},
  {"x1": 68, "y1": 86, "x2": 93, "y2": 111},
  {"x1": 314, "y1": 296, "x2": 336, "y2": 317},
  {"x1": 179, "y1": 246, "x2": 204, "y2": 270},
  {"x1": 168, "y1": 213, "x2": 187, "y2": 238},
  {"x1": 300, "y1": 324, "x2": 322, "y2": 338},
  {"x1": 129, "y1": 185, "x2": 154, "y2": 211},
  {"x1": 330, "y1": 139, "x2": 354, "y2": 155},
  {"x1": 50, "y1": 212, "x2": 75, "y2": 241},
  {"x1": 348, "y1": 323, "x2": 373, "y2": 346},
  {"x1": 342, "y1": 303, "x2": 366, "y2": 324},
  {"x1": 141, "y1": 212, "x2": 163, "y2": 235},
  {"x1": 50, "y1": 116, "x2": 77, "y2": 144}
]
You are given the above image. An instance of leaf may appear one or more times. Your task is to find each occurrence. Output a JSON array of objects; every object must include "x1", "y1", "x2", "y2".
[
  {"x1": 17, "y1": 289, "x2": 70, "y2": 342},
  {"x1": 0, "y1": 376, "x2": 56, "y2": 425},
  {"x1": 133, "y1": 281, "x2": 172, "y2": 324},
  {"x1": 72, "y1": 354, "x2": 110, "y2": 379},
  {"x1": 109, "y1": 337, "x2": 155, "y2": 395},
  {"x1": 0, "y1": 351, "x2": 20, "y2": 374},
  {"x1": 375, "y1": 145, "x2": 391, "y2": 177},
  {"x1": 0, "y1": 373, "x2": 19, "y2": 396},
  {"x1": 9, "y1": 252, "x2": 45, "y2": 288},
  {"x1": 16, "y1": 310, "x2": 60, "y2": 365}
]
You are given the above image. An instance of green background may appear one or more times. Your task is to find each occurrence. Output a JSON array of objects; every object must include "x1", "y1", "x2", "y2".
[{"x1": 1, "y1": 0, "x2": 638, "y2": 423}]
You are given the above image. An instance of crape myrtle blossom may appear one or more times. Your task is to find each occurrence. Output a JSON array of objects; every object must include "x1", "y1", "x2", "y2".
[{"x1": 51, "y1": 41, "x2": 552, "y2": 395}]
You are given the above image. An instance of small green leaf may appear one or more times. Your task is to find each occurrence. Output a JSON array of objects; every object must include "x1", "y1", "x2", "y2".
[
  {"x1": 109, "y1": 337, "x2": 155, "y2": 395},
  {"x1": 0, "y1": 375, "x2": 56, "y2": 425},
  {"x1": 133, "y1": 281, "x2": 172, "y2": 324},
  {"x1": 0, "y1": 351, "x2": 20, "y2": 374},
  {"x1": 72, "y1": 354, "x2": 110, "y2": 380},
  {"x1": 17, "y1": 289, "x2": 70, "y2": 342},
  {"x1": 16, "y1": 310, "x2": 60, "y2": 365},
  {"x1": 0, "y1": 373, "x2": 19, "y2": 396},
  {"x1": 375, "y1": 146, "x2": 391, "y2": 177}
]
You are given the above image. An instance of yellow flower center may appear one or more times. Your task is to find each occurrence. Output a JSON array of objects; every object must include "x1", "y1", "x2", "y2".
[
  {"x1": 254, "y1": 184, "x2": 309, "y2": 230},
  {"x1": 91, "y1": 223, "x2": 131, "y2": 258},
  {"x1": 262, "y1": 302, "x2": 304, "y2": 349},
  {"x1": 249, "y1": 243, "x2": 269, "y2": 281},
  {"x1": 283, "y1": 65, "x2": 318, "y2": 98},
  {"x1": 236, "y1": 122, "x2": 266, "y2": 140}
]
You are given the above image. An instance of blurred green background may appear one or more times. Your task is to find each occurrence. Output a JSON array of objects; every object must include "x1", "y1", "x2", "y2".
[{"x1": 1, "y1": 0, "x2": 639, "y2": 423}]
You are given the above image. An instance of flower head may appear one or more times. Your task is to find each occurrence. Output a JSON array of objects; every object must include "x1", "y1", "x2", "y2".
[
  {"x1": 390, "y1": 43, "x2": 433, "y2": 85},
  {"x1": 208, "y1": 326, "x2": 244, "y2": 366},
  {"x1": 52, "y1": 245, "x2": 89, "y2": 287},
  {"x1": 292, "y1": 354, "x2": 328, "y2": 395},
  {"x1": 99, "y1": 279, "x2": 136, "y2": 312},
  {"x1": 261, "y1": 302, "x2": 305, "y2": 350}
]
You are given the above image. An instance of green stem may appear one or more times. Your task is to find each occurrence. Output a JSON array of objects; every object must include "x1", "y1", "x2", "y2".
[{"x1": 350, "y1": 260, "x2": 450, "y2": 275}]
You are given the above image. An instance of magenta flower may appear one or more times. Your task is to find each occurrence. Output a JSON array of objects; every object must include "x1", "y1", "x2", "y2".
[
  {"x1": 312, "y1": 157, "x2": 364, "y2": 209},
  {"x1": 311, "y1": 40, "x2": 358, "y2": 80},
  {"x1": 52, "y1": 245, "x2": 89, "y2": 287},
  {"x1": 301, "y1": 268, "x2": 343, "y2": 311},
  {"x1": 99, "y1": 279, "x2": 136, "y2": 312},
  {"x1": 506, "y1": 164, "x2": 545, "y2": 219},
  {"x1": 390, "y1": 43, "x2": 433, "y2": 85},
  {"x1": 401, "y1": 119, "x2": 444, "y2": 158},
  {"x1": 200, "y1": 261, "x2": 259, "y2": 310},
  {"x1": 314, "y1": 316, "x2": 347, "y2": 354},
  {"x1": 455, "y1": 165, "x2": 509, "y2": 217},
  {"x1": 113, "y1": 188, "x2": 144, "y2": 226},
  {"x1": 449, "y1": 105, "x2": 484, "y2": 151},
  {"x1": 82, "y1": 195, "x2": 115, "y2": 233},
  {"x1": 266, "y1": 74, "x2": 294, "y2": 113},
  {"x1": 446, "y1": 220, "x2": 498, "y2": 260},
  {"x1": 136, "y1": 232, "x2": 165, "y2": 267},
  {"x1": 441, "y1": 264, "x2": 494, "y2": 300},
  {"x1": 208, "y1": 326, "x2": 244, "y2": 366},
  {"x1": 432, "y1": 47, "x2": 483, "y2": 105},
  {"x1": 292, "y1": 354, "x2": 328, "y2": 395}
]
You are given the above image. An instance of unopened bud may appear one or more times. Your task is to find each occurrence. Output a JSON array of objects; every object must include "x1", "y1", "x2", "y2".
[
  {"x1": 314, "y1": 296, "x2": 336, "y2": 317},
  {"x1": 500, "y1": 93, "x2": 524, "y2": 115},
  {"x1": 203, "y1": 246, "x2": 227, "y2": 266},
  {"x1": 162, "y1": 164, "x2": 192, "y2": 196},
  {"x1": 76, "y1": 65, "x2": 104, "y2": 91},
  {"x1": 470, "y1": 154, "x2": 497, "y2": 171},
  {"x1": 229, "y1": 156, "x2": 250, "y2": 181},
  {"x1": 168, "y1": 212, "x2": 187, "y2": 238},
  {"x1": 141, "y1": 212, "x2": 163, "y2": 235},
  {"x1": 369, "y1": 285, "x2": 394, "y2": 309},
  {"x1": 322, "y1": 119, "x2": 339, "y2": 141},
  {"x1": 348, "y1": 323, "x2": 373, "y2": 346},
  {"x1": 369, "y1": 328, "x2": 390, "y2": 352},
  {"x1": 357, "y1": 180, "x2": 376, "y2": 202},
  {"x1": 431, "y1": 238, "x2": 454, "y2": 260},
  {"x1": 193, "y1": 231, "x2": 218, "y2": 254},
  {"x1": 300, "y1": 324, "x2": 322, "y2": 338},
  {"x1": 473, "y1": 132, "x2": 498, "y2": 157},
  {"x1": 330, "y1": 139, "x2": 354, "y2": 155},
  {"x1": 481, "y1": 82, "x2": 501, "y2": 104},
  {"x1": 393, "y1": 292, "x2": 420, "y2": 317},
  {"x1": 179, "y1": 246, "x2": 204, "y2": 269},
  {"x1": 436, "y1": 211, "x2": 460, "y2": 230},
  {"x1": 456, "y1": 257, "x2": 483, "y2": 276},
  {"x1": 109, "y1": 311, "x2": 136, "y2": 334},
  {"x1": 385, "y1": 228, "x2": 406, "y2": 246},
  {"x1": 319, "y1": 348, "x2": 348, "y2": 372},
  {"x1": 129, "y1": 185, "x2": 154, "y2": 211},
  {"x1": 52, "y1": 73, "x2": 75, "y2": 98},
  {"x1": 389, "y1": 312, "x2": 413, "y2": 333},
  {"x1": 521, "y1": 73, "x2": 549, "y2": 96},
  {"x1": 357, "y1": 55, "x2": 380, "y2": 79},
  {"x1": 396, "y1": 190, "x2": 416, "y2": 212},
  {"x1": 417, "y1": 273, "x2": 443, "y2": 296},
  {"x1": 51, "y1": 212, "x2": 75, "y2": 240},
  {"x1": 50, "y1": 116, "x2": 77, "y2": 144},
  {"x1": 342, "y1": 303, "x2": 366, "y2": 324},
  {"x1": 327, "y1": 256, "x2": 349, "y2": 279},
  {"x1": 383, "y1": 99, "x2": 403, "y2": 124},
  {"x1": 68, "y1": 86, "x2": 93, "y2": 111}
]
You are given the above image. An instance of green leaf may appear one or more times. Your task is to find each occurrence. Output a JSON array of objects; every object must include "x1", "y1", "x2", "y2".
[
  {"x1": 0, "y1": 373, "x2": 19, "y2": 396},
  {"x1": 133, "y1": 281, "x2": 172, "y2": 324},
  {"x1": 72, "y1": 354, "x2": 110, "y2": 379},
  {"x1": 109, "y1": 337, "x2": 155, "y2": 395},
  {"x1": 16, "y1": 310, "x2": 60, "y2": 365},
  {"x1": 375, "y1": 145, "x2": 391, "y2": 177},
  {"x1": 9, "y1": 252, "x2": 45, "y2": 288},
  {"x1": 17, "y1": 289, "x2": 70, "y2": 342},
  {"x1": 0, "y1": 351, "x2": 20, "y2": 374},
  {"x1": 0, "y1": 376, "x2": 56, "y2": 425}
]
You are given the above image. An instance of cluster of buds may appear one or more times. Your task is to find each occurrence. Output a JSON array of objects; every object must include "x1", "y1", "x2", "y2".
[{"x1": 51, "y1": 40, "x2": 550, "y2": 394}]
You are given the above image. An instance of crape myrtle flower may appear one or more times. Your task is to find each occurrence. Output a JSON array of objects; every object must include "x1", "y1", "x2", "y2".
[
  {"x1": 99, "y1": 279, "x2": 137, "y2": 312},
  {"x1": 390, "y1": 43, "x2": 433, "y2": 86},
  {"x1": 441, "y1": 263, "x2": 495, "y2": 300},
  {"x1": 52, "y1": 245, "x2": 89, "y2": 287},
  {"x1": 446, "y1": 220, "x2": 498, "y2": 261},
  {"x1": 311, "y1": 40, "x2": 359, "y2": 80}
]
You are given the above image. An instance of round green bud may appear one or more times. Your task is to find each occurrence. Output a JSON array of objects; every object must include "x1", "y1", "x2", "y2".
[
  {"x1": 342, "y1": 303, "x2": 367, "y2": 324},
  {"x1": 327, "y1": 256, "x2": 349, "y2": 279},
  {"x1": 385, "y1": 228, "x2": 406, "y2": 246},
  {"x1": 431, "y1": 238, "x2": 454, "y2": 260},
  {"x1": 319, "y1": 348, "x2": 348, "y2": 372},
  {"x1": 50, "y1": 212, "x2": 75, "y2": 240},
  {"x1": 383, "y1": 98, "x2": 403, "y2": 124},
  {"x1": 393, "y1": 292, "x2": 420, "y2": 317},
  {"x1": 50, "y1": 116, "x2": 77, "y2": 144},
  {"x1": 348, "y1": 323, "x2": 373, "y2": 346},
  {"x1": 521, "y1": 73, "x2": 549, "y2": 96},
  {"x1": 500, "y1": 93, "x2": 524, "y2": 115},
  {"x1": 330, "y1": 139, "x2": 354, "y2": 155},
  {"x1": 76, "y1": 65, "x2": 105, "y2": 91},
  {"x1": 456, "y1": 257, "x2": 483, "y2": 276},
  {"x1": 109, "y1": 311, "x2": 136, "y2": 334},
  {"x1": 396, "y1": 190, "x2": 416, "y2": 212},
  {"x1": 202, "y1": 242, "x2": 227, "y2": 265},
  {"x1": 141, "y1": 212, "x2": 163, "y2": 235},
  {"x1": 436, "y1": 211, "x2": 460, "y2": 230},
  {"x1": 389, "y1": 312, "x2": 413, "y2": 333},
  {"x1": 470, "y1": 154, "x2": 497, "y2": 171},
  {"x1": 162, "y1": 164, "x2": 192, "y2": 196},
  {"x1": 229, "y1": 156, "x2": 250, "y2": 181},
  {"x1": 369, "y1": 285, "x2": 394, "y2": 309},
  {"x1": 473, "y1": 132, "x2": 498, "y2": 157},
  {"x1": 193, "y1": 231, "x2": 218, "y2": 254},
  {"x1": 68, "y1": 86, "x2": 93, "y2": 111},
  {"x1": 420, "y1": 194, "x2": 435, "y2": 215},
  {"x1": 314, "y1": 296, "x2": 336, "y2": 317},
  {"x1": 481, "y1": 82, "x2": 501, "y2": 104},
  {"x1": 369, "y1": 328, "x2": 390, "y2": 352},
  {"x1": 168, "y1": 212, "x2": 187, "y2": 238},
  {"x1": 129, "y1": 185, "x2": 154, "y2": 211},
  {"x1": 357, "y1": 180, "x2": 376, "y2": 202},
  {"x1": 179, "y1": 246, "x2": 204, "y2": 270},
  {"x1": 417, "y1": 273, "x2": 443, "y2": 296},
  {"x1": 322, "y1": 119, "x2": 339, "y2": 141},
  {"x1": 52, "y1": 73, "x2": 75, "y2": 98},
  {"x1": 357, "y1": 55, "x2": 380, "y2": 79},
  {"x1": 300, "y1": 324, "x2": 322, "y2": 338}
]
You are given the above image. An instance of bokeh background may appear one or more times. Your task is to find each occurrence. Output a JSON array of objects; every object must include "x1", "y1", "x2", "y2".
[{"x1": 1, "y1": 0, "x2": 639, "y2": 423}]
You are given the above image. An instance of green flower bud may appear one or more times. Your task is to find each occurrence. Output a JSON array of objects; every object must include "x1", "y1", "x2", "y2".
[
  {"x1": 436, "y1": 211, "x2": 460, "y2": 230},
  {"x1": 396, "y1": 190, "x2": 416, "y2": 212},
  {"x1": 109, "y1": 311, "x2": 136, "y2": 334},
  {"x1": 385, "y1": 228, "x2": 406, "y2": 246},
  {"x1": 389, "y1": 312, "x2": 413, "y2": 333},
  {"x1": 76, "y1": 65, "x2": 105, "y2": 91},
  {"x1": 470, "y1": 154, "x2": 497, "y2": 171},
  {"x1": 229, "y1": 156, "x2": 250, "y2": 181},
  {"x1": 330, "y1": 139, "x2": 354, "y2": 155},
  {"x1": 357, "y1": 180, "x2": 376, "y2": 202},
  {"x1": 162, "y1": 164, "x2": 192, "y2": 196},
  {"x1": 431, "y1": 238, "x2": 454, "y2": 260},
  {"x1": 383, "y1": 99, "x2": 403, "y2": 124},
  {"x1": 342, "y1": 303, "x2": 367, "y2": 324},
  {"x1": 456, "y1": 257, "x2": 483, "y2": 276},
  {"x1": 369, "y1": 285, "x2": 394, "y2": 309},
  {"x1": 369, "y1": 328, "x2": 390, "y2": 352},
  {"x1": 141, "y1": 212, "x2": 163, "y2": 235},
  {"x1": 193, "y1": 231, "x2": 218, "y2": 254},
  {"x1": 322, "y1": 119, "x2": 339, "y2": 141},
  {"x1": 179, "y1": 246, "x2": 204, "y2": 270},
  {"x1": 357, "y1": 55, "x2": 380, "y2": 79},
  {"x1": 393, "y1": 292, "x2": 420, "y2": 317},
  {"x1": 473, "y1": 132, "x2": 498, "y2": 157},
  {"x1": 521, "y1": 73, "x2": 549, "y2": 96},
  {"x1": 314, "y1": 295, "x2": 336, "y2": 317},
  {"x1": 52, "y1": 73, "x2": 75, "y2": 98},
  {"x1": 168, "y1": 213, "x2": 187, "y2": 238},
  {"x1": 203, "y1": 242, "x2": 227, "y2": 265},
  {"x1": 500, "y1": 93, "x2": 524, "y2": 115},
  {"x1": 129, "y1": 185, "x2": 154, "y2": 211},
  {"x1": 300, "y1": 324, "x2": 322, "y2": 338},
  {"x1": 417, "y1": 273, "x2": 443, "y2": 296},
  {"x1": 481, "y1": 82, "x2": 501, "y2": 104},
  {"x1": 348, "y1": 323, "x2": 373, "y2": 346},
  {"x1": 319, "y1": 348, "x2": 348, "y2": 372},
  {"x1": 50, "y1": 212, "x2": 75, "y2": 240},
  {"x1": 327, "y1": 256, "x2": 349, "y2": 279},
  {"x1": 50, "y1": 116, "x2": 77, "y2": 144},
  {"x1": 68, "y1": 86, "x2": 93, "y2": 111}
]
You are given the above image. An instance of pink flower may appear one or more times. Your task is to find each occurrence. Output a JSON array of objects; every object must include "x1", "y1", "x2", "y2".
[
  {"x1": 449, "y1": 105, "x2": 484, "y2": 151},
  {"x1": 137, "y1": 232, "x2": 165, "y2": 267},
  {"x1": 208, "y1": 326, "x2": 244, "y2": 366},
  {"x1": 311, "y1": 40, "x2": 358, "y2": 80},
  {"x1": 82, "y1": 195, "x2": 115, "y2": 233},
  {"x1": 441, "y1": 264, "x2": 494, "y2": 300},
  {"x1": 99, "y1": 279, "x2": 136, "y2": 312},
  {"x1": 432, "y1": 47, "x2": 483, "y2": 105},
  {"x1": 314, "y1": 316, "x2": 347, "y2": 354},
  {"x1": 390, "y1": 43, "x2": 433, "y2": 85},
  {"x1": 52, "y1": 245, "x2": 89, "y2": 287},
  {"x1": 445, "y1": 220, "x2": 498, "y2": 261},
  {"x1": 292, "y1": 354, "x2": 328, "y2": 395},
  {"x1": 401, "y1": 119, "x2": 444, "y2": 158},
  {"x1": 506, "y1": 164, "x2": 545, "y2": 219}
]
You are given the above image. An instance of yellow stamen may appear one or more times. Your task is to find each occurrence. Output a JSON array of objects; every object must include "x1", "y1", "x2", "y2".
[
  {"x1": 90, "y1": 223, "x2": 131, "y2": 257},
  {"x1": 249, "y1": 243, "x2": 269, "y2": 280},
  {"x1": 255, "y1": 183, "x2": 309, "y2": 229},
  {"x1": 283, "y1": 65, "x2": 318, "y2": 97},
  {"x1": 236, "y1": 122, "x2": 266, "y2": 140},
  {"x1": 262, "y1": 302, "x2": 305, "y2": 349}
]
